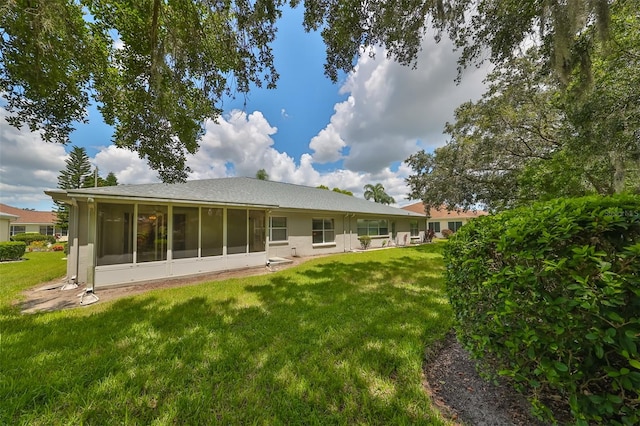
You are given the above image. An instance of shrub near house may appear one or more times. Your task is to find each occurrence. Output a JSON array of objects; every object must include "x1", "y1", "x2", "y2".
[
  {"x1": 0, "y1": 242, "x2": 27, "y2": 261},
  {"x1": 11, "y1": 233, "x2": 55, "y2": 245},
  {"x1": 445, "y1": 194, "x2": 640, "y2": 425}
]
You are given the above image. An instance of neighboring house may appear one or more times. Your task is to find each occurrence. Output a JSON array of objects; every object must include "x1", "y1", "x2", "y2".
[
  {"x1": 46, "y1": 177, "x2": 426, "y2": 289},
  {"x1": 0, "y1": 211, "x2": 19, "y2": 242},
  {"x1": 402, "y1": 202, "x2": 488, "y2": 237},
  {"x1": 0, "y1": 203, "x2": 64, "y2": 239}
]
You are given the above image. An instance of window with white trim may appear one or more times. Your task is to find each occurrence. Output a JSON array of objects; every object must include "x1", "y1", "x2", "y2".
[
  {"x1": 269, "y1": 217, "x2": 288, "y2": 242},
  {"x1": 356, "y1": 219, "x2": 389, "y2": 236},
  {"x1": 312, "y1": 218, "x2": 335, "y2": 244}
]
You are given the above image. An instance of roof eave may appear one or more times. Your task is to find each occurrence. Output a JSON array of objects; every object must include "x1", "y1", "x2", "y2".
[{"x1": 59, "y1": 191, "x2": 279, "y2": 210}]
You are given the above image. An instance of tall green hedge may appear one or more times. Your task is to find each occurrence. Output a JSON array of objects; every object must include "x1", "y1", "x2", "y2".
[
  {"x1": 0, "y1": 241, "x2": 27, "y2": 261},
  {"x1": 445, "y1": 194, "x2": 640, "y2": 425}
]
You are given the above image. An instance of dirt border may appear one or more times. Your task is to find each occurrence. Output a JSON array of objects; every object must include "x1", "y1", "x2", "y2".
[{"x1": 424, "y1": 332, "x2": 549, "y2": 425}]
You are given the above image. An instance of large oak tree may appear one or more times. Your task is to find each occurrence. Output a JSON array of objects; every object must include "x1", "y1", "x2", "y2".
[
  {"x1": 1, "y1": 0, "x2": 617, "y2": 181},
  {"x1": 405, "y1": 1, "x2": 640, "y2": 211},
  {"x1": 2, "y1": 0, "x2": 280, "y2": 182}
]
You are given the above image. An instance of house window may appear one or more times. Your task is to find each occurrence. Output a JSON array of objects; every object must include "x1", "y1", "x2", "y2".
[
  {"x1": 39, "y1": 225, "x2": 55, "y2": 236},
  {"x1": 357, "y1": 219, "x2": 389, "y2": 236},
  {"x1": 312, "y1": 218, "x2": 335, "y2": 244},
  {"x1": 428, "y1": 222, "x2": 440, "y2": 233},
  {"x1": 10, "y1": 225, "x2": 25, "y2": 236},
  {"x1": 96, "y1": 203, "x2": 134, "y2": 266},
  {"x1": 227, "y1": 208, "x2": 248, "y2": 254},
  {"x1": 269, "y1": 217, "x2": 287, "y2": 242},
  {"x1": 410, "y1": 220, "x2": 419, "y2": 237},
  {"x1": 249, "y1": 210, "x2": 266, "y2": 253},
  {"x1": 173, "y1": 207, "x2": 199, "y2": 259},
  {"x1": 201, "y1": 207, "x2": 223, "y2": 257},
  {"x1": 137, "y1": 205, "x2": 168, "y2": 262},
  {"x1": 447, "y1": 221, "x2": 463, "y2": 232}
]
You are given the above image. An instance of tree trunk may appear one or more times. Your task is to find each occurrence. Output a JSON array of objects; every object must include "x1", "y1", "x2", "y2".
[{"x1": 610, "y1": 151, "x2": 625, "y2": 194}]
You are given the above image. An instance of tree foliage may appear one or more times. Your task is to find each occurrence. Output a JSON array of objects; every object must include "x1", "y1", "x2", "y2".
[
  {"x1": 56, "y1": 146, "x2": 91, "y2": 230},
  {"x1": 295, "y1": 0, "x2": 613, "y2": 83},
  {"x1": 1, "y1": 0, "x2": 280, "y2": 182},
  {"x1": 83, "y1": 168, "x2": 119, "y2": 188},
  {"x1": 317, "y1": 185, "x2": 353, "y2": 195},
  {"x1": 104, "y1": 171, "x2": 119, "y2": 187},
  {"x1": 255, "y1": 169, "x2": 269, "y2": 180},
  {"x1": 55, "y1": 146, "x2": 118, "y2": 229},
  {"x1": 363, "y1": 183, "x2": 395, "y2": 205},
  {"x1": 332, "y1": 187, "x2": 353, "y2": 196},
  {"x1": 406, "y1": 2, "x2": 640, "y2": 211},
  {"x1": 1, "y1": 0, "x2": 618, "y2": 181},
  {"x1": 58, "y1": 146, "x2": 92, "y2": 191}
]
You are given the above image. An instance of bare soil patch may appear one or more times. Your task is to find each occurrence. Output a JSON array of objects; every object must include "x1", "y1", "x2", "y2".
[{"x1": 425, "y1": 332, "x2": 550, "y2": 426}]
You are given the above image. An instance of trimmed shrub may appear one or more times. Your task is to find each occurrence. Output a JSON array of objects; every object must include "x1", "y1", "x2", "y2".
[
  {"x1": 441, "y1": 229, "x2": 454, "y2": 238},
  {"x1": 11, "y1": 233, "x2": 55, "y2": 245},
  {"x1": 358, "y1": 235, "x2": 372, "y2": 250},
  {"x1": 445, "y1": 194, "x2": 640, "y2": 425},
  {"x1": 0, "y1": 241, "x2": 27, "y2": 261}
]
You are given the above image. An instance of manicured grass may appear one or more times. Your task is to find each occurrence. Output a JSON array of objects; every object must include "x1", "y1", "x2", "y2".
[
  {"x1": 1, "y1": 244, "x2": 453, "y2": 425},
  {"x1": 0, "y1": 251, "x2": 67, "y2": 308}
]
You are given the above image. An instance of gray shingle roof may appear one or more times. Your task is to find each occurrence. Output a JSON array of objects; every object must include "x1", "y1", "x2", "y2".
[{"x1": 48, "y1": 177, "x2": 423, "y2": 217}]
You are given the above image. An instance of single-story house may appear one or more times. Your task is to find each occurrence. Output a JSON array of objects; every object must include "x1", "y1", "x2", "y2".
[
  {"x1": 0, "y1": 211, "x2": 19, "y2": 242},
  {"x1": 402, "y1": 202, "x2": 488, "y2": 237},
  {"x1": 0, "y1": 203, "x2": 65, "y2": 239},
  {"x1": 46, "y1": 177, "x2": 426, "y2": 289}
]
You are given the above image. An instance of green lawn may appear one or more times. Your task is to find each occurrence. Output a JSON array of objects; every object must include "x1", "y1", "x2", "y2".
[
  {"x1": 0, "y1": 251, "x2": 67, "y2": 307},
  {"x1": 0, "y1": 244, "x2": 453, "y2": 425}
]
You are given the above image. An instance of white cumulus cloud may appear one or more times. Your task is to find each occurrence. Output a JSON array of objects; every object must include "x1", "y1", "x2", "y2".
[
  {"x1": 0, "y1": 109, "x2": 67, "y2": 209},
  {"x1": 310, "y1": 35, "x2": 489, "y2": 174}
]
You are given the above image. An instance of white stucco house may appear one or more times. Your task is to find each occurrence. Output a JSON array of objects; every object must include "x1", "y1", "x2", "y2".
[
  {"x1": 0, "y1": 211, "x2": 19, "y2": 242},
  {"x1": 46, "y1": 177, "x2": 426, "y2": 289}
]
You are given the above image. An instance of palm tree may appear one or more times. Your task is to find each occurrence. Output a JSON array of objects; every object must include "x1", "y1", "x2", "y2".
[{"x1": 363, "y1": 183, "x2": 395, "y2": 205}]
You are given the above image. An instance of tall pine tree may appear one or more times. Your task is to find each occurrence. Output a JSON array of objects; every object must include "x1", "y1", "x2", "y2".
[
  {"x1": 55, "y1": 146, "x2": 92, "y2": 231},
  {"x1": 104, "y1": 172, "x2": 118, "y2": 187}
]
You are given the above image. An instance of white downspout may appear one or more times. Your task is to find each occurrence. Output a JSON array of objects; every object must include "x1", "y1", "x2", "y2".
[
  {"x1": 61, "y1": 198, "x2": 80, "y2": 290},
  {"x1": 72, "y1": 199, "x2": 79, "y2": 283},
  {"x1": 81, "y1": 198, "x2": 99, "y2": 305},
  {"x1": 343, "y1": 214, "x2": 348, "y2": 252}
]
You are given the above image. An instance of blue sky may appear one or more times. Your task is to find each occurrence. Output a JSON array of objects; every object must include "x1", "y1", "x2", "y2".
[{"x1": 0, "y1": 6, "x2": 489, "y2": 211}]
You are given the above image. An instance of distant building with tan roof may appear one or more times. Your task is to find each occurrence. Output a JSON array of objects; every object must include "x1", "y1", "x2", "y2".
[
  {"x1": 0, "y1": 203, "x2": 64, "y2": 240},
  {"x1": 401, "y1": 202, "x2": 488, "y2": 237}
]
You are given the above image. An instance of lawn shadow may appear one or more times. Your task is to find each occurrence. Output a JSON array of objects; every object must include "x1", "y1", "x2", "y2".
[{"x1": 1, "y1": 245, "x2": 452, "y2": 424}]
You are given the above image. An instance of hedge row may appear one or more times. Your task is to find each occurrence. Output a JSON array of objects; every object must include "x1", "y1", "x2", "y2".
[
  {"x1": 11, "y1": 233, "x2": 56, "y2": 244},
  {"x1": 444, "y1": 194, "x2": 640, "y2": 425},
  {"x1": 0, "y1": 241, "x2": 27, "y2": 261}
]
